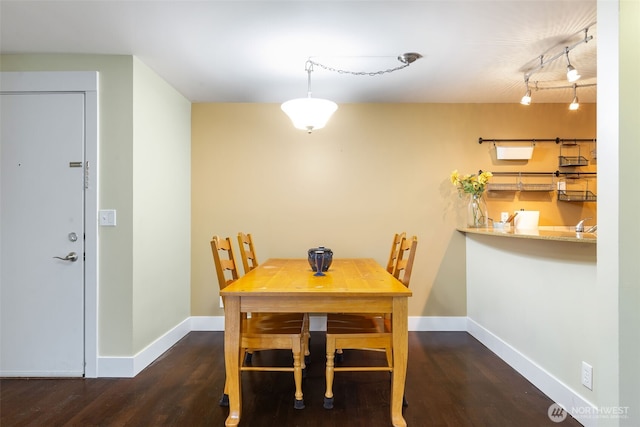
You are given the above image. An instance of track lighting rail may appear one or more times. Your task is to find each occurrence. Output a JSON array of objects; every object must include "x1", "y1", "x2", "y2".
[
  {"x1": 523, "y1": 25, "x2": 595, "y2": 83},
  {"x1": 519, "y1": 23, "x2": 596, "y2": 107}
]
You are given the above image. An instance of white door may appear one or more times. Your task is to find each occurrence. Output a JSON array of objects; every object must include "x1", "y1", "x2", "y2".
[{"x1": 1, "y1": 91, "x2": 86, "y2": 376}]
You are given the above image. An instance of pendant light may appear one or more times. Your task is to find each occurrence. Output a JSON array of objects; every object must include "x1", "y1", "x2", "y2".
[
  {"x1": 282, "y1": 53, "x2": 421, "y2": 133},
  {"x1": 281, "y1": 60, "x2": 338, "y2": 134}
]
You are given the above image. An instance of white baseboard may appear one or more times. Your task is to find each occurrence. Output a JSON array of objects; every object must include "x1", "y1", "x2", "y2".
[
  {"x1": 97, "y1": 317, "x2": 191, "y2": 378},
  {"x1": 96, "y1": 315, "x2": 466, "y2": 377},
  {"x1": 96, "y1": 313, "x2": 596, "y2": 426},
  {"x1": 467, "y1": 318, "x2": 596, "y2": 427},
  {"x1": 190, "y1": 315, "x2": 225, "y2": 331},
  {"x1": 409, "y1": 316, "x2": 467, "y2": 331}
]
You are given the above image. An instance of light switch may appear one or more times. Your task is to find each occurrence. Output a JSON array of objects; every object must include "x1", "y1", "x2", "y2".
[{"x1": 99, "y1": 209, "x2": 117, "y2": 226}]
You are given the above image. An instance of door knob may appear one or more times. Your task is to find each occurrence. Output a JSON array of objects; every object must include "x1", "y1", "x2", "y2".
[{"x1": 53, "y1": 252, "x2": 78, "y2": 262}]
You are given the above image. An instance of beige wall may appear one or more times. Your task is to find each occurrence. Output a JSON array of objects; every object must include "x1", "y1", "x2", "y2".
[
  {"x1": 618, "y1": 0, "x2": 640, "y2": 422},
  {"x1": 132, "y1": 58, "x2": 191, "y2": 353},
  {"x1": 192, "y1": 102, "x2": 596, "y2": 318}
]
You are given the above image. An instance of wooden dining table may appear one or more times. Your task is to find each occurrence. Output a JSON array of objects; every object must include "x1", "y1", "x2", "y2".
[{"x1": 220, "y1": 258, "x2": 412, "y2": 427}]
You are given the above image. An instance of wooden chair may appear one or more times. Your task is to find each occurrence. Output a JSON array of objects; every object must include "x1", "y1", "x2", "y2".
[
  {"x1": 330, "y1": 231, "x2": 407, "y2": 331},
  {"x1": 386, "y1": 232, "x2": 406, "y2": 274},
  {"x1": 323, "y1": 235, "x2": 418, "y2": 410},
  {"x1": 211, "y1": 235, "x2": 307, "y2": 410},
  {"x1": 237, "y1": 232, "x2": 311, "y2": 362},
  {"x1": 237, "y1": 232, "x2": 259, "y2": 274},
  {"x1": 392, "y1": 234, "x2": 418, "y2": 287}
]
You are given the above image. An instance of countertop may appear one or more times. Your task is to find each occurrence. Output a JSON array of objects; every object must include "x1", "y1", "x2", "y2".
[{"x1": 457, "y1": 226, "x2": 597, "y2": 244}]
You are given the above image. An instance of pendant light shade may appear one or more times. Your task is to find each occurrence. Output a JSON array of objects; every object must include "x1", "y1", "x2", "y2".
[
  {"x1": 281, "y1": 97, "x2": 338, "y2": 133},
  {"x1": 282, "y1": 60, "x2": 337, "y2": 133}
]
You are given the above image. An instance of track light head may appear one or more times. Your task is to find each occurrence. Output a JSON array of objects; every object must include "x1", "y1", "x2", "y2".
[
  {"x1": 569, "y1": 96, "x2": 579, "y2": 110},
  {"x1": 569, "y1": 84, "x2": 579, "y2": 110},
  {"x1": 565, "y1": 48, "x2": 581, "y2": 83},
  {"x1": 520, "y1": 79, "x2": 532, "y2": 105},
  {"x1": 566, "y1": 64, "x2": 581, "y2": 83}
]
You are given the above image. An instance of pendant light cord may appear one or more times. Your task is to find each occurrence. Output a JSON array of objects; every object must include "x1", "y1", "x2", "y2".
[{"x1": 307, "y1": 52, "x2": 422, "y2": 77}]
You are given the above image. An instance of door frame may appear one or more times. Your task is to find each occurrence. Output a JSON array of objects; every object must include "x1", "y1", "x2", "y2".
[{"x1": 1, "y1": 71, "x2": 98, "y2": 377}]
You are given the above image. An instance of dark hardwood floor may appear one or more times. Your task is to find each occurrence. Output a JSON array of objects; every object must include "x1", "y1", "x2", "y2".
[{"x1": 1, "y1": 331, "x2": 582, "y2": 426}]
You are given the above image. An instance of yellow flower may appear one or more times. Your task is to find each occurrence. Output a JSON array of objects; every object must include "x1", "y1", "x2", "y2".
[
  {"x1": 450, "y1": 170, "x2": 459, "y2": 185},
  {"x1": 450, "y1": 169, "x2": 492, "y2": 197}
]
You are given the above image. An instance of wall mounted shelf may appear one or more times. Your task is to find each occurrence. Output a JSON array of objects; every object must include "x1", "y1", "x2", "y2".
[
  {"x1": 559, "y1": 141, "x2": 590, "y2": 167},
  {"x1": 484, "y1": 171, "x2": 556, "y2": 192},
  {"x1": 481, "y1": 170, "x2": 597, "y2": 201},
  {"x1": 559, "y1": 156, "x2": 589, "y2": 167},
  {"x1": 558, "y1": 190, "x2": 597, "y2": 202}
]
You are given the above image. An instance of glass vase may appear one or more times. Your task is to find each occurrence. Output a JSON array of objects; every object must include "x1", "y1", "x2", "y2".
[{"x1": 467, "y1": 193, "x2": 488, "y2": 227}]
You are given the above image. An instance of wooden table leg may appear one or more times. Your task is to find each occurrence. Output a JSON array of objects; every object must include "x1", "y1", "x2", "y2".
[
  {"x1": 224, "y1": 296, "x2": 242, "y2": 426},
  {"x1": 391, "y1": 296, "x2": 408, "y2": 427}
]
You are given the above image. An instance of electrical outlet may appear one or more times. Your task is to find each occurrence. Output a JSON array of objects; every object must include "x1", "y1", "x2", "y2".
[{"x1": 582, "y1": 361, "x2": 593, "y2": 390}]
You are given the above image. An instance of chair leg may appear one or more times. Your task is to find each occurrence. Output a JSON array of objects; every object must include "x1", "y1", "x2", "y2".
[
  {"x1": 324, "y1": 336, "x2": 335, "y2": 409},
  {"x1": 293, "y1": 342, "x2": 305, "y2": 409},
  {"x1": 219, "y1": 377, "x2": 229, "y2": 406},
  {"x1": 300, "y1": 334, "x2": 308, "y2": 378},
  {"x1": 388, "y1": 372, "x2": 408, "y2": 407},
  {"x1": 219, "y1": 393, "x2": 229, "y2": 407},
  {"x1": 304, "y1": 329, "x2": 311, "y2": 365}
]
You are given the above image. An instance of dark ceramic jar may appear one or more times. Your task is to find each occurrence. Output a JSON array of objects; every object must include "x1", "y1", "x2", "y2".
[{"x1": 308, "y1": 247, "x2": 333, "y2": 272}]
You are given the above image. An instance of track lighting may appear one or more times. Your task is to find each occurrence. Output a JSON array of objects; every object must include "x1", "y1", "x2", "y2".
[
  {"x1": 565, "y1": 48, "x2": 581, "y2": 83},
  {"x1": 520, "y1": 23, "x2": 594, "y2": 105},
  {"x1": 569, "y1": 84, "x2": 579, "y2": 110}
]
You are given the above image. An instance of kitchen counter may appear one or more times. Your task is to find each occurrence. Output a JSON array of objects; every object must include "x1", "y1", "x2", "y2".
[{"x1": 457, "y1": 226, "x2": 597, "y2": 244}]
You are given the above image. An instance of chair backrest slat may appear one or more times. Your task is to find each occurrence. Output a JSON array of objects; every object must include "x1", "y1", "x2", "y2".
[
  {"x1": 211, "y1": 235, "x2": 240, "y2": 291},
  {"x1": 393, "y1": 235, "x2": 418, "y2": 287},
  {"x1": 238, "y1": 232, "x2": 259, "y2": 274},
  {"x1": 386, "y1": 232, "x2": 406, "y2": 274}
]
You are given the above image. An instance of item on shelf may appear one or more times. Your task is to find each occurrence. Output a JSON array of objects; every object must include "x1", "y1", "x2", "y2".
[
  {"x1": 496, "y1": 145, "x2": 534, "y2": 160},
  {"x1": 513, "y1": 210, "x2": 539, "y2": 230}
]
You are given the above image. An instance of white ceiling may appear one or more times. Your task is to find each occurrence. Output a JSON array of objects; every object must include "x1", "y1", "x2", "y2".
[{"x1": 0, "y1": 0, "x2": 597, "y2": 104}]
